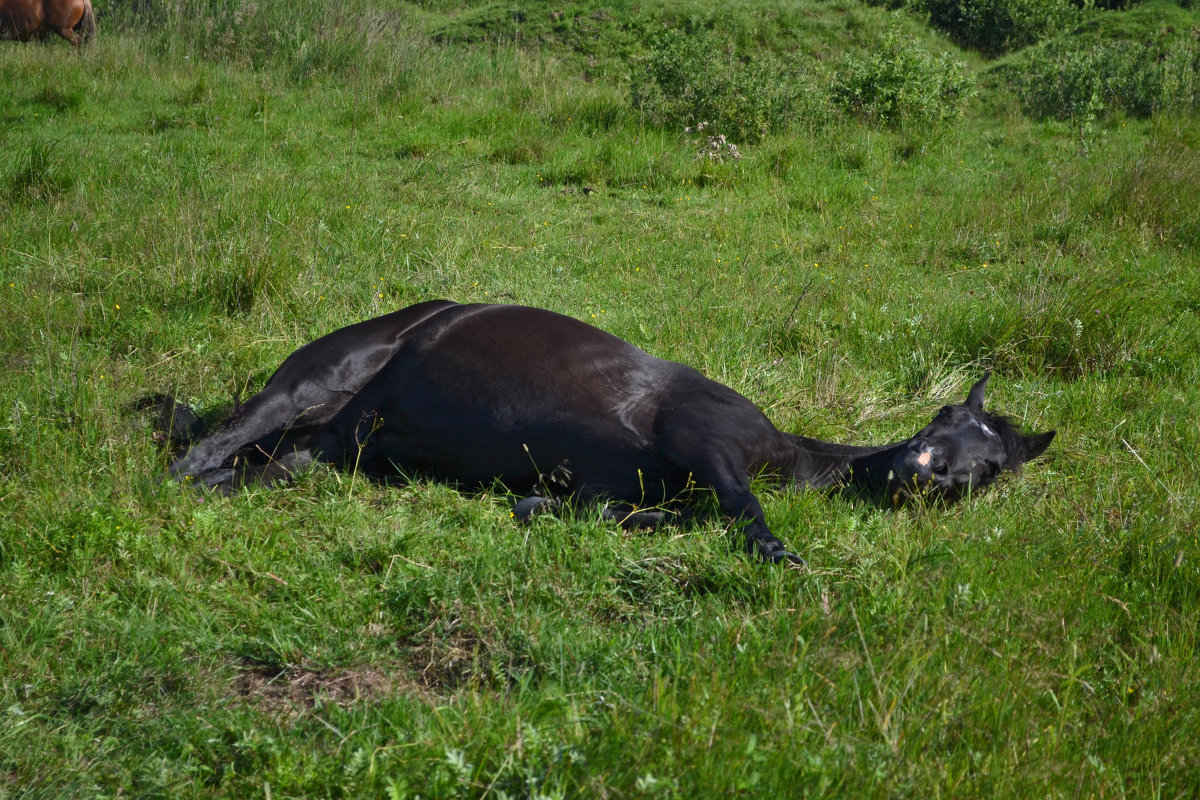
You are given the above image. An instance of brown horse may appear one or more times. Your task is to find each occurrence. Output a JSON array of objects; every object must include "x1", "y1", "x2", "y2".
[{"x1": 0, "y1": 0, "x2": 95, "y2": 47}]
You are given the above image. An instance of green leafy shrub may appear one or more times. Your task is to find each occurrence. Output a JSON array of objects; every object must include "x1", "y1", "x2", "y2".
[
  {"x1": 1014, "y1": 37, "x2": 1200, "y2": 119},
  {"x1": 919, "y1": 0, "x2": 1079, "y2": 55},
  {"x1": 629, "y1": 26, "x2": 811, "y2": 143},
  {"x1": 829, "y1": 28, "x2": 975, "y2": 126},
  {"x1": 858, "y1": 0, "x2": 1078, "y2": 54}
]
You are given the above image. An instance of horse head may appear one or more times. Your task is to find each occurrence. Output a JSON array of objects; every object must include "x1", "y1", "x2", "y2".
[{"x1": 887, "y1": 373, "x2": 1055, "y2": 504}]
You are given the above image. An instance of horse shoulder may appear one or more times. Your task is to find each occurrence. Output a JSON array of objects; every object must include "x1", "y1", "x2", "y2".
[{"x1": 649, "y1": 367, "x2": 785, "y2": 467}]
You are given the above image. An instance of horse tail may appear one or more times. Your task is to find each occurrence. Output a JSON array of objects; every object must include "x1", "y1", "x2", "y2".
[{"x1": 77, "y1": 0, "x2": 96, "y2": 43}]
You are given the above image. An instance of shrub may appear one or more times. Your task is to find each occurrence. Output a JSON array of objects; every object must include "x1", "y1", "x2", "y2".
[
  {"x1": 919, "y1": 0, "x2": 1079, "y2": 56},
  {"x1": 1014, "y1": 37, "x2": 1200, "y2": 119},
  {"x1": 829, "y1": 28, "x2": 975, "y2": 126},
  {"x1": 629, "y1": 26, "x2": 810, "y2": 143},
  {"x1": 858, "y1": 0, "x2": 1079, "y2": 55}
]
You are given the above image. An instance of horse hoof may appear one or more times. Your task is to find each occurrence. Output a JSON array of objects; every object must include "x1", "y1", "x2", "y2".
[
  {"x1": 757, "y1": 542, "x2": 807, "y2": 567},
  {"x1": 513, "y1": 495, "x2": 558, "y2": 522},
  {"x1": 779, "y1": 550, "x2": 808, "y2": 568}
]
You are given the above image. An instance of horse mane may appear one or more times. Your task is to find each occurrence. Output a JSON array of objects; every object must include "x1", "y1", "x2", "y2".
[{"x1": 982, "y1": 411, "x2": 1035, "y2": 471}]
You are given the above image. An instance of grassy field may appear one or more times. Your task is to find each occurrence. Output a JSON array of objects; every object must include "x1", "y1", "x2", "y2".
[{"x1": 2, "y1": 0, "x2": 1199, "y2": 796}]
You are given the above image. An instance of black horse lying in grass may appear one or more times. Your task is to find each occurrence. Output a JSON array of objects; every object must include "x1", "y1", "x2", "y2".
[{"x1": 147, "y1": 300, "x2": 1054, "y2": 564}]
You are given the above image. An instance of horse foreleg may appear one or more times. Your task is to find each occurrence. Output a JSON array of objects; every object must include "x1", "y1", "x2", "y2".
[
  {"x1": 659, "y1": 424, "x2": 805, "y2": 565},
  {"x1": 680, "y1": 456, "x2": 805, "y2": 565},
  {"x1": 714, "y1": 480, "x2": 805, "y2": 566}
]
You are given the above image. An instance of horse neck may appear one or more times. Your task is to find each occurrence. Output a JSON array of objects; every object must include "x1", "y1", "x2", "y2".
[{"x1": 780, "y1": 433, "x2": 912, "y2": 490}]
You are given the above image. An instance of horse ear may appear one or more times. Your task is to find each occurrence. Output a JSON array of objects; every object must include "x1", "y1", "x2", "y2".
[
  {"x1": 1021, "y1": 431, "x2": 1055, "y2": 462},
  {"x1": 965, "y1": 371, "x2": 991, "y2": 409}
]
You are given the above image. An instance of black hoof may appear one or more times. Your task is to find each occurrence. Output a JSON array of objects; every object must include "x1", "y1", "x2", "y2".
[
  {"x1": 754, "y1": 540, "x2": 807, "y2": 567},
  {"x1": 199, "y1": 469, "x2": 238, "y2": 495},
  {"x1": 600, "y1": 504, "x2": 669, "y2": 530},
  {"x1": 774, "y1": 550, "x2": 808, "y2": 568},
  {"x1": 513, "y1": 495, "x2": 559, "y2": 522}
]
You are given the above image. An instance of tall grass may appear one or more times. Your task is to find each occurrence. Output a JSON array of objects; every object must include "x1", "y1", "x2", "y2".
[{"x1": 2, "y1": 1, "x2": 1199, "y2": 797}]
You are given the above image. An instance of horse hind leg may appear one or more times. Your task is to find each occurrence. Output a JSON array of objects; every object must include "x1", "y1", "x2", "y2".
[
  {"x1": 513, "y1": 495, "x2": 561, "y2": 522},
  {"x1": 58, "y1": 4, "x2": 94, "y2": 47},
  {"x1": 56, "y1": 10, "x2": 84, "y2": 47},
  {"x1": 599, "y1": 502, "x2": 672, "y2": 531},
  {"x1": 512, "y1": 459, "x2": 576, "y2": 521},
  {"x1": 195, "y1": 449, "x2": 316, "y2": 495},
  {"x1": 513, "y1": 495, "x2": 673, "y2": 530}
]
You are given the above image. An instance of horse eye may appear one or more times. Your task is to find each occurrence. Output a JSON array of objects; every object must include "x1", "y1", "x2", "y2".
[{"x1": 937, "y1": 406, "x2": 951, "y2": 418}]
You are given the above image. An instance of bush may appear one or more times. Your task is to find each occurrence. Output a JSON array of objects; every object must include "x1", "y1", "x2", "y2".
[
  {"x1": 921, "y1": 0, "x2": 1079, "y2": 55},
  {"x1": 829, "y1": 28, "x2": 975, "y2": 126},
  {"x1": 1014, "y1": 37, "x2": 1200, "y2": 119},
  {"x1": 859, "y1": 0, "x2": 1078, "y2": 55},
  {"x1": 629, "y1": 26, "x2": 810, "y2": 143}
]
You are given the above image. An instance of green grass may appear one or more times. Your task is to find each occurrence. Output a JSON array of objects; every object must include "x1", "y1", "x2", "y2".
[{"x1": 2, "y1": 1, "x2": 1199, "y2": 797}]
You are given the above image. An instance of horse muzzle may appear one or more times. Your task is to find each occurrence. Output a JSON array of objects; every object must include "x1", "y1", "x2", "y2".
[{"x1": 887, "y1": 444, "x2": 954, "y2": 505}]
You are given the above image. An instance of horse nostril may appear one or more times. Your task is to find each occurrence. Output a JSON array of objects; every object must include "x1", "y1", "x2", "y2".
[{"x1": 911, "y1": 447, "x2": 946, "y2": 478}]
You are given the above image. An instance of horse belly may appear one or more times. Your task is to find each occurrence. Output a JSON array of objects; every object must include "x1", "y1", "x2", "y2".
[
  {"x1": 334, "y1": 307, "x2": 681, "y2": 497},
  {"x1": 379, "y1": 410, "x2": 671, "y2": 490},
  {"x1": 0, "y1": 1, "x2": 44, "y2": 38},
  {"x1": 341, "y1": 382, "x2": 674, "y2": 500}
]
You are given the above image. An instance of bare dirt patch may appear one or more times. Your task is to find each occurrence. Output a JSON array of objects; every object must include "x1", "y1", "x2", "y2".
[
  {"x1": 405, "y1": 621, "x2": 495, "y2": 691},
  {"x1": 232, "y1": 663, "x2": 428, "y2": 715}
]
